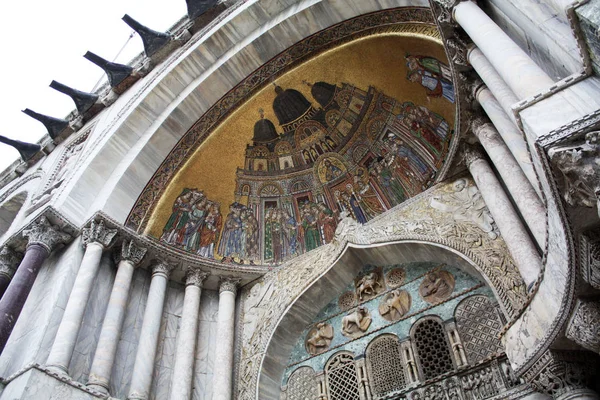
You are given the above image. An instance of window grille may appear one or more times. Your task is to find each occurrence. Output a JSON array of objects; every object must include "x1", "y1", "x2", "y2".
[
  {"x1": 325, "y1": 352, "x2": 361, "y2": 400},
  {"x1": 286, "y1": 366, "x2": 318, "y2": 400},
  {"x1": 413, "y1": 318, "x2": 454, "y2": 380},
  {"x1": 366, "y1": 334, "x2": 406, "y2": 397}
]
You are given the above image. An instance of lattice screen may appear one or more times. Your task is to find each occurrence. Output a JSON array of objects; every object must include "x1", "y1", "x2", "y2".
[
  {"x1": 455, "y1": 295, "x2": 504, "y2": 364},
  {"x1": 413, "y1": 319, "x2": 454, "y2": 380},
  {"x1": 325, "y1": 353, "x2": 361, "y2": 400},
  {"x1": 286, "y1": 366, "x2": 318, "y2": 400},
  {"x1": 366, "y1": 335, "x2": 406, "y2": 397}
]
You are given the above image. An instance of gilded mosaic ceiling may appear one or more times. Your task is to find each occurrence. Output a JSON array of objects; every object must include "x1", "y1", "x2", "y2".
[{"x1": 132, "y1": 14, "x2": 457, "y2": 266}]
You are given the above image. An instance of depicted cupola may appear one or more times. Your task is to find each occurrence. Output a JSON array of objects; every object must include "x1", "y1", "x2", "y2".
[
  {"x1": 310, "y1": 81, "x2": 337, "y2": 108},
  {"x1": 272, "y1": 83, "x2": 312, "y2": 125},
  {"x1": 252, "y1": 109, "x2": 279, "y2": 144}
]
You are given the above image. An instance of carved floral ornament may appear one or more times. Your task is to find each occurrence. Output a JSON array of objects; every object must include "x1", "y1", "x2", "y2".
[
  {"x1": 0, "y1": 247, "x2": 23, "y2": 279},
  {"x1": 22, "y1": 216, "x2": 72, "y2": 253},
  {"x1": 238, "y1": 179, "x2": 526, "y2": 400}
]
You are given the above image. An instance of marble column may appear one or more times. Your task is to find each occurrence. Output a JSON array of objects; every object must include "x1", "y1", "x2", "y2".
[
  {"x1": 400, "y1": 340, "x2": 418, "y2": 383},
  {"x1": 464, "y1": 145, "x2": 542, "y2": 286},
  {"x1": 473, "y1": 83, "x2": 539, "y2": 192},
  {"x1": 87, "y1": 240, "x2": 147, "y2": 395},
  {"x1": 0, "y1": 216, "x2": 71, "y2": 353},
  {"x1": 128, "y1": 261, "x2": 175, "y2": 400},
  {"x1": 471, "y1": 117, "x2": 546, "y2": 249},
  {"x1": 47, "y1": 220, "x2": 117, "y2": 374},
  {"x1": 0, "y1": 247, "x2": 23, "y2": 299},
  {"x1": 169, "y1": 269, "x2": 208, "y2": 400},
  {"x1": 453, "y1": 1, "x2": 554, "y2": 99},
  {"x1": 212, "y1": 278, "x2": 241, "y2": 400}
]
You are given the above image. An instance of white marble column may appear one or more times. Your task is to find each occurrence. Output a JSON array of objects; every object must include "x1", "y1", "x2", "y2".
[
  {"x1": 472, "y1": 117, "x2": 546, "y2": 249},
  {"x1": 87, "y1": 240, "x2": 147, "y2": 395},
  {"x1": 169, "y1": 269, "x2": 208, "y2": 400},
  {"x1": 473, "y1": 84, "x2": 539, "y2": 193},
  {"x1": 464, "y1": 145, "x2": 542, "y2": 287},
  {"x1": 127, "y1": 261, "x2": 175, "y2": 400},
  {"x1": 212, "y1": 277, "x2": 241, "y2": 400},
  {"x1": 453, "y1": 1, "x2": 554, "y2": 99},
  {"x1": 47, "y1": 220, "x2": 117, "y2": 374}
]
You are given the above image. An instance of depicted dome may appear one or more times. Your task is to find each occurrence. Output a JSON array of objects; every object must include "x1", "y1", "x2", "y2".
[
  {"x1": 272, "y1": 84, "x2": 312, "y2": 125},
  {"x1": 310, "y1": 81, "x2": 336, "y2": 108},
  {"x1": 252, "y1": 109, "x2": 279, "y2": 143}
]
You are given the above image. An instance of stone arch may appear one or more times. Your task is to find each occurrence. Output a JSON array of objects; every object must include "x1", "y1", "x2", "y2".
[
  {"x1": 0, "y1": 192, "x2": 27, "y2": 238},
  {"x1": 365, "y1": 333, "x2": 406, "y2": 397},
  {"x1": 409, "y1": 315, "x2": 454, "y2": 381}
]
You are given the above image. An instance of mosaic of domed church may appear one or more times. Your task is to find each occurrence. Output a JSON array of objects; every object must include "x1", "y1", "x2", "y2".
[{"x1": 147, "y1": 33, "x2": 456, "y2": 265}]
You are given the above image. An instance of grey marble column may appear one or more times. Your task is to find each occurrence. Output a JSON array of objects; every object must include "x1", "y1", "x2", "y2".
[
  {"x1": 453, "y1": 1, "x2": 554, "y2": 99},
  {"x1": 128, "y1": 261, "x2": 175, "y2": 400},
  {"x1": 0, "y1": 216, "x2": 71, "y2": 353},
  {"x1": 47, "y1": 220, "x2": 117, "y2": 374},
  {"x1": 473, "y1": 84, "x2": 540, "y2": 193},
  {"x1": 169, "y1": 269, "x2": 208, "y2": 400},
  {"x1": 212, "y1": 278, "x2": 241, "y2": 400},
  {"x1": 471, "y1": 117, "x2": 546, "y2": 249},
  {"x1": 464, "y1": 145, "x2": 542, "y2": 287},
  {"x1": 0, "y1": 247, "x2": 23, "y2": 299},
  {"x1": 87, "y1": 240, "x2": 147, "y2": 395}
]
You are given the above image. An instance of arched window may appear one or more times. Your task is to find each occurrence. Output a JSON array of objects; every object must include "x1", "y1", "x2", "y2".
[
  {"x1": 284, "y1": 366, "x2": 318, "y2": 400},
  {"x1": 325, "y1": 352, "x2": 360, "y2": 400},
  {"x1": 366, "y1": 334, "x2": 406, "y2": 397},
  {"x1": 412, "y1": 317, "x2": 454, "y2": 380},
  {"x1": 455, "y1": 295, "x2": 504, "y2": 364}
]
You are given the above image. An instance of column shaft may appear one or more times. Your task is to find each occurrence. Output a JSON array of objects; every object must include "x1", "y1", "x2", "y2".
[
  {"x1": 0, "y1": 244, "x2": 49, "y2": 352},
  {"x1": 213, "y1": 285, "x2": 237, "y2": 400},
  {"x1": 473, "y1": 121, "x2": 546, "y2": 249},
  {"x1": 454, "y1": 1, "x2": 554, "y2": 99},
  {"x1": 466, "y1": 151, "x2": 542, "y2": 286},
  {"x1": 128, "y1": 265, "x2": 170, "y2": 400},
  {"x1": 87, "y1": 259, "x2": 136, "y2": 393},
  {"x1": 169, "y1": 280, "x2": 202, "y2": 400},
  {"x1": 47, "y1": 242, "x2": 104, "y2": 372},
  {"x1": 475, "y1": 86, "x2": 539, "y2": 192}
]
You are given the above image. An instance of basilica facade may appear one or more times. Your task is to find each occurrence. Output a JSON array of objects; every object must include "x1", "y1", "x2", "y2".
[{"x1": 0, "y1": 0, "x2": 598, "y2": 399}]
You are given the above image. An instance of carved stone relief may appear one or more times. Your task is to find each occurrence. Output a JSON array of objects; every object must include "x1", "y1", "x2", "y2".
[
  {"x1": 579, "y1": 229, "x2": 600, "y2": 290},
  {"x1": 341, "y1": 306, "x2": 372, "y2": 339},
  {"x1": 385, "y1": 267, "x2": 406, "y2": 288},
  {"x1": 354, "y1": 268, "x2": 385, "y2": 301},
  {"x1": 419, "y1": 270, "x2": 455, "y2": 304},
  {"x1": 305, "y1": 322, "x2": 334, "y2": 355},
  {"x1": 338, "y1": 291, "x2": 356, "y2": 312},
  {"x1": 565, "y1": 299, "x2": 600, "y2": 354},
  {"x1": 379, "y1": 289, "x2": 412, "y2": 321}
]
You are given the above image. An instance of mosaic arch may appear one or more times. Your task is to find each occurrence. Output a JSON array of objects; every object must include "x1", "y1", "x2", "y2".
[{"x1": 131, "y1": 10, "x2": 458, "y2": 266}]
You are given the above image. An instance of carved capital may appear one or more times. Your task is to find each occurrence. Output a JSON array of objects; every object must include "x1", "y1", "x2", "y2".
[
  {"x1": 566, "y1": 299, "x2": 600, "y2": 354},
  {"x1": 118, "y1": 240, "x2": 147, "y2": 265},
  {"x1": 580, "y1": 229, "x2": 600, "y2": 290},
  {"x1": 151, "y1": 260, "x2": 176, "y2": 278},
  {"x1": 22, "y1": 216, "x2": 72, "y2": 253},
  {"x1": 0, "y1": 247, "x2": 23, "y2": 279},
  {"x1": 185, "y1": 268, "x2": 209, "y2": 287},
  {"x1": 219, "y1": 277, "x2": 241, "y2": 294},
  {"x1": 81, "y1": 220, "x2": 118, "y2": 249},
  {"x1": 462, "y1": 143, "x2": 485, "y2": 168},
  {"x1": 446, "y1": 37, "x2": 469, "y2": 68}
]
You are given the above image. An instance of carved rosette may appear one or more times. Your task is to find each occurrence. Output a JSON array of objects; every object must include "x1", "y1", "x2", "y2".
[
  {"x1": 81, "y1": 220, "x2": 118, "y2": 249},
  {"x1": 566, "y1": 299, "x2": 600, "y2": 354},
  {"x1": 151, "y1": 260, "x2": 176, "y2": 278},
  {"x1": 118, "y1": 240, "x2": 147, "y2": 265},
  {"x1": 0, "y1": 247, "x2": 23, "y2": 279},
  {"x1": 22, "y1": 216, "x2": 72, "y2": 253},
  {"x1": 220, "y1": 277, "x2": 241, "y2": 294},
  {"x1": 185, "y1": 268, "x2": 209, "y2": 287}
]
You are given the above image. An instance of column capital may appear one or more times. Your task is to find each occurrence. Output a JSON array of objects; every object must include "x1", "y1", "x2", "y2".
[
  {"x1": 461, "y1": 143, "x2": 486, "y2": 167},
  {"x1": 82, "y1": 220, "x2": 118, "y2": 249},
  {"x1": 185, "y1": 268, "x2": 209, "y2": 287},
  {"x1": 566, "y1": 299, "x2": 600, "y2": 354},
  {"x1": 117, "y1": 240, "x2": 147, "y2": 266},
  {"x1": 151, "y1": 260, "x2": 176, "y2": 278},
  {"x1": 22, "y1": 216, "x2": 72, "y2": 253},
  {"x1": 219, "y1": 277, "x2": 241, "y2": 294},
  {"x1": 0, "y1": 247, "x2": 23, "y2": 279}
]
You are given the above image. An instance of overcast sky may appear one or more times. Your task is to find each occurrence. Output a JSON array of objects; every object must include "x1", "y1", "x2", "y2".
[{"x1": 0, "y1": 0, "x2": 186, "y2": 170}]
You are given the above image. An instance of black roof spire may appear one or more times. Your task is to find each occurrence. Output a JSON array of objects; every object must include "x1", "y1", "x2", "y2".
[
  {"x1": 83, "y1": 51, "x2": 133, "y2": 88},
  {"x1": 22, "y1": 109, "x2": 69, "y2": 140},
  {"x1": 49, "y1": 80, "x2": 99, "y2": 115},
  {"x1": 122, "y1": 14, "x2": 171, "y2": 57},
  {"x1": 0, "y1": 135, "x2": 41, "y2": 162}
]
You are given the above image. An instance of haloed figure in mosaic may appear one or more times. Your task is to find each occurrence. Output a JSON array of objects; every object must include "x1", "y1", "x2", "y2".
[{"x1": 405, "y1": 54, "x2": 454, "y2": 103}]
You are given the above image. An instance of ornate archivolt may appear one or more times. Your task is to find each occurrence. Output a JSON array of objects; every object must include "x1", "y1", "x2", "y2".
[{"x1": 237, "y1": 177, "x2": 527, "y2": 399}]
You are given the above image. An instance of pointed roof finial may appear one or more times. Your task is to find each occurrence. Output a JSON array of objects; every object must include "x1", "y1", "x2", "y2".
[
  {"x1": 22, "y1": 109, "x2": 69, "y2": 140},
  {"x1": 122, "y1": 14, "x2": 171, "y2": 57},
  {"x1": 186, "y1": 0, "x2": 219, "y2": 20},
  {"x1": 49, "y1": 80, "x2": 99, "y2": 115},
  {"x1": 272, "y1": 82, "x2": 283, "y2": 95},
  {"x1": 83, "y1": 51, "x2": 133, "y2": 88},
  {"x1": 302, "y1": 80, "x2": 312, "y2": 87},
  {"x1": 258, "y1": 108, "x2": 264, "y2": 119},
  {"x1": 0, "y1": 135, "x2": 41, "y2": 162}
]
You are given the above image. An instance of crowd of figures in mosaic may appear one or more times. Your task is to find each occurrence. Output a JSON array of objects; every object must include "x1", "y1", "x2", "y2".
[
  {"x1": 160, "y1": 59, "x2": 453, "y2": 264},
  {"x1": 282, "y1": 262, "x2": 522, "y2": 400}
]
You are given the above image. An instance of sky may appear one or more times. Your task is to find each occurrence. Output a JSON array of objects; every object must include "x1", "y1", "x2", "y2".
[{"x1": 0, "y1": 0, "x2": 187, "y2": 170}]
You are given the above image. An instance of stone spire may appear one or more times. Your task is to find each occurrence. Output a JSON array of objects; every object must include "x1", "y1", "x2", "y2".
[
  {"x1": 122, "y1": 14, "x2": 171, "y2": 57},
  {"x1": 186, "y1": 0, "x2": 219, "y2": 20},
  {"x1": 0, "y1": 135, "x2": 41, "y2": 162},
  {"x1": 83, "y1": 51, "x2": 133, "y2": 89},
  {"x1": 49, "y1": 80, "x2": 99, "y2": 115},
  {"x1": 22, "y1": 109, "x2": 69, "y2": 140}
]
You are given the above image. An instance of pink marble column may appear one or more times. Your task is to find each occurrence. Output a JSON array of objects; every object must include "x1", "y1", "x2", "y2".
[
  {"x1": 0, "y1": 217, "x2": 71, "y2": 353},
  {"x1": 0, "y1": 247, "x2": 23, "y2": 299}
]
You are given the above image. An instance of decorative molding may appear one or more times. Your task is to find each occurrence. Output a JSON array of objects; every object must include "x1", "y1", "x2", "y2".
[
  {"x1": 118, "y1": 239, "x2": 147, "y2": 265},
  {"x1": 150, "y1": 260, "x2": 176, "y2": 278},
  {"x1": 22, "y1": 216, "x2": 72, "y2": 253},
  {"x1": 220, "y1": 277, "x2": 241, "y2": 294},
  {"x1": 566, "y1": 299, "x2": 600, "y2": 354},
  {"x1": 0, "y1": 247, "x2": 23, "y2": 279},
  {"x1": 538, "y1": 108, "x2": 600, "y2": 148},
  {"x1": 185, "y1": 268, "x2": 209, "y2": 287},
  {"x1": 579, "y1": 229, "x2": 600, "y2": 289},
  {"x1": 81, "y1": 220, "x2": 118, "y2": 249}
]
